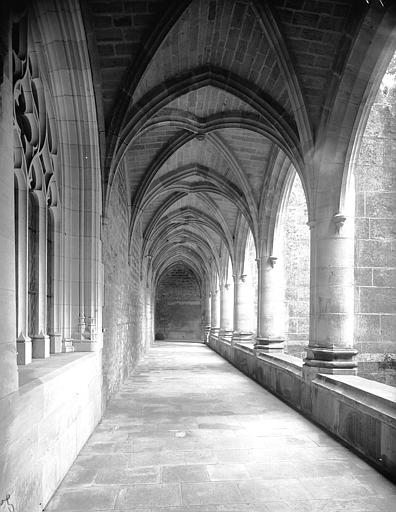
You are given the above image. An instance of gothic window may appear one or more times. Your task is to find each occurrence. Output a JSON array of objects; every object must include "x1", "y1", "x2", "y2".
[{"x1": 13, "y1": 12, "x2": 60, "y2": 362}]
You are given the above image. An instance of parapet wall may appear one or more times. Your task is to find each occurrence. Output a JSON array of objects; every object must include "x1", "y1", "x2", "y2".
[
  {"x1": 0, "y1": 352, "x2": 103, "y2": 512},
  {"x1": 208, "y1": 335, "x2": 396, "y2": 480}
]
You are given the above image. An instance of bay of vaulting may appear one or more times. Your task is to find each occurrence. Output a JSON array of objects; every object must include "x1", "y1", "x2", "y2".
[{"x1": 45, "y1": 342, "x2": 396, "y2": 512}]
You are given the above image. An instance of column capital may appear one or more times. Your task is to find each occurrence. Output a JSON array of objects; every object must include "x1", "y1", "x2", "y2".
[{"x1": 332, "y1": 212, "x2": 347, "y2": 234}]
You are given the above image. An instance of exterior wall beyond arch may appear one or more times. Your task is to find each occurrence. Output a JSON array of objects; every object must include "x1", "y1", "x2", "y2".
[
  {"x1": 283, "y1": 173, "x2": 310, "y2": 358},
  {"x1": 354, "y1": 52, "x2": 396, "y2": 386}
]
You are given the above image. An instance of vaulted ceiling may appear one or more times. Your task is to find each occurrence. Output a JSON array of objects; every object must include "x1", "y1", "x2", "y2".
[{"x1": 83, "y1": 0, "x2": 388, "y2": 285}]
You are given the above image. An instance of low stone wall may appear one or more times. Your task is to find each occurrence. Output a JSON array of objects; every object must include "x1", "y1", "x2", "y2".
[
  {"x1": 208, "y1": 335, "x2": 396, "y2": 480},
  {"x1": 0, "y1": 352, "x2": 103, "y2": 512}
]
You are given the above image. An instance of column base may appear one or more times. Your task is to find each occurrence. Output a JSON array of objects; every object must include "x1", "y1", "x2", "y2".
[
  {"x1": 210, "y1": 327, "x2": 220, "y2": 338},
  {"x1": 50, "y1": 333, "x2": 62, "y2": 354},
  {"x1": 32, "y1": 333, "x2": 50, "y2": 359},
  {"x1": 72, "y1": 340, "x2": 100, "y2": 352},
  {"x1": 232, "y1": 331, "x2": 254, "y2": 344},
  {"x1": 62, "y1": 339, "x2": 75, "y2": 353},
  {"x1": 219, "y1": 329, "x2": 233, "y2": 342},
  {"x1": 254, "y1": 337, "x2": 285, "y2": 350},
  {"x1": 16, "y1": 333, "x2": 32, "y2": 365},
  {"x1": 303, "y1": 346, "x2": 358, "y2": 379}
]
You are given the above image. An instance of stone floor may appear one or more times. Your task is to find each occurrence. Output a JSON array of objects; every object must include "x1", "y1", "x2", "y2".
[{"x1": 45, "y1": 342, "x2": 396, "y2": 512}]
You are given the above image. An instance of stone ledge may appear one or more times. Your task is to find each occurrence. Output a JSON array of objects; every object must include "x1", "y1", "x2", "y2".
[
  {"x1": 233, "y1": 341, "x2": 254, "y2": 353},
  {"x1": 1, "y1": 350, "x2": 103, "y2": 511},
  {"x1": 207, "y1": 335, "x2": 396, "y2": 478},
  {"x1": 17, "y1": 351, "x2": 100, "y2": 389},
  {"x1": 314, "y1": 374, "x2": 396, "y2": 424},
  {"x1": 256, "y1": 350, "x2": 304, "y2": 375}
]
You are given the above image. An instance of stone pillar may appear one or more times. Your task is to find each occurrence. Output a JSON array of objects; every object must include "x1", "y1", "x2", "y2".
[
  {"x1": 32, "y1": 194, "x2": 50, "y2": 359},
  {"x1": 0, "y1": 11, "x2": 18, "y2": 396},
  {"x1": 219, "y1": 283, "x2": 233, "y2": 341},
  {"x1": 203, "y1": 289, "x2": 211, "y2": 342},
  {"x1": 304, "y1": 214, "x2": 357, "y2": 377},
  {"x1": 232, "y1": 274, "x2": 253, "y2": 343},
  {"x1": 210, "y1": 288, "x2": 220, "y2": 338},
  {"x1": 255, "y1": 256, "x2": 285, "y2": 350},
  {"x1": 15, "y1": 186, "x2": 32, "y2": 364},
  {"x1": 144, "y1": 286, "x2": 152, "y2": 349}
]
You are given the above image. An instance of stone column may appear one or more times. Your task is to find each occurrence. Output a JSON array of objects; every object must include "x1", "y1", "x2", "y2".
[
  {"x1": 16, "y1": 186, "x2": 32, "y2": 364},
  {"x1": 219, "y1": 283, "x2": 234, "y2": 341},
  {"x1": 210, "y1": 288, "x2": 220, "y2": 338},
  {"x1": 232, "y1": 274, "x2": 253, "y2": 343},
  {"x1": 304, "y1": 214, "x2": 357, "y2": 377},
  {"x1": 203, "y1": 289, "x2": 211, "y2": 342},
  {"x1": 32, "y1": 195, "x2": 50, "y2": 359},
  {"x1": 255, "y1": 255, "x2": 286, "y2": 350}
]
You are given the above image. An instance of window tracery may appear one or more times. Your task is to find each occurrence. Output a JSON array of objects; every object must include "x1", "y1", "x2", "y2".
[{"x1": 13, "y1": 12, "x2": 60, "y2": 363}]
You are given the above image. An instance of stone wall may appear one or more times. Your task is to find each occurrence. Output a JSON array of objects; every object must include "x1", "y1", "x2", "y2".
[
  {"x1": 102, "y1": 166, "x2": 146, "y2": 402},
  {"x1": 0, "y1": 352, "x2": 102, "y2": 512},
  {"x1": 354, "y1": 53, "x2": 396, "y2": 386},
  {"x1": 283, "y1": 173, "x2": 310, "y2": 358},
  {"x1": 155, "y1": 264, "x2": 202, "y2": 340}
]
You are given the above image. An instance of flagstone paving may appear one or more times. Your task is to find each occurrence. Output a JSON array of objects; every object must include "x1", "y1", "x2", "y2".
[{"x1": 45, "y1": 342, "x2": 396, "y2": 512}]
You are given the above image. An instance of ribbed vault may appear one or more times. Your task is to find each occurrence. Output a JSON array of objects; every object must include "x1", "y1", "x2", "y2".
[{"x1": 82, "y1": 0, "x2": 396, "y2": 293}]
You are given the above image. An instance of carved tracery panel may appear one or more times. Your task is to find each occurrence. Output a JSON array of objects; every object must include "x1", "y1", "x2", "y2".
[{"x1": 13, "y1": 12, "x2": 60, "y2": 359}]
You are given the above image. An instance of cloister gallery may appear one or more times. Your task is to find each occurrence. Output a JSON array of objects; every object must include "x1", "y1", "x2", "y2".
[{"x1": 0, "y1": 0, "x2": 395, "y2": 510}]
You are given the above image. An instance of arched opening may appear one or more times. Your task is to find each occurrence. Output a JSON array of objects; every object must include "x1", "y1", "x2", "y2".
[
  {"x1": 242, "y1": 230, "x2": 257, "y2": 336},
  {"x1": 28, "y1": 191, "x2": 39, "y2": 337},
  {"x1": 353, "y1": 50, "x2": 396, "y2": 386},
  {"x1": 47, "y1": 207, "x2": 54, "y2": 340},
  {"x1": 219, "y1": 256, "x2": 234, "y2": 340},
  {"x1": 155, "y1": 263, "x2": 202, "y2": 341},
  {"x1": 282, "y1": 171, "x2": 310, "y2": 358}
]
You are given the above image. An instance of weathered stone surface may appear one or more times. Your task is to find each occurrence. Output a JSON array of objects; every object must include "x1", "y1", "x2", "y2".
[
  {"x1": 0, "y1": 352, "x2": 102, "y2": 512},
  {"x1": 102, "y1": 166, "x2": 147, "y2": 402}
]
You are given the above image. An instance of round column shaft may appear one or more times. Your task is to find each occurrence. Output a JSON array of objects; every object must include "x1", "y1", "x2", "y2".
[
  {"x1": 232, "y1": 275, "x2": 254, "y2": 343},
  {"x1": 219, "y1": 283, "x2": 234, "y2": 341},
  {"x1": 304, "y1": 214, "x2": 357, "y2": 377},
  {"x1": 204, "y1": 289, "x2": 211, "y2": 342},
  {"x1": 255, "y1": 256, "x2": 285, "y2": 350},
  {"x1": 210, "y1": 288, "x2": 220, "y2": 338}
]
